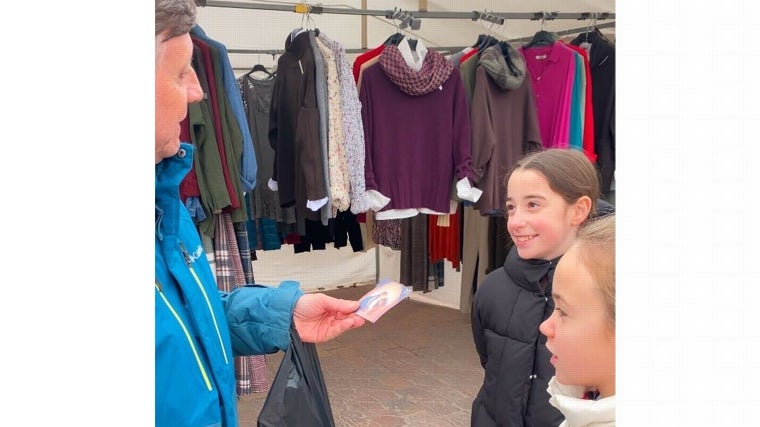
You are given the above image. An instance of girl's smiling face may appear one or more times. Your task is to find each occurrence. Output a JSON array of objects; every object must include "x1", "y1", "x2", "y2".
[{"x1": 506, "y1": 169, "x2": 589, "y2": 261}]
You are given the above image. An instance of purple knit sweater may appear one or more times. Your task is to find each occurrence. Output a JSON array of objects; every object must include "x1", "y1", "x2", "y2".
[{"x1": 359, "y1": 62, "x2": 475, "y2": 214}]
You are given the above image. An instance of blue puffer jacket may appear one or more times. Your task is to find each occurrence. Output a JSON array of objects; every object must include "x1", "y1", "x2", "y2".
[{"x1": 155, "y1": 143, "x2": 303, "y2": 427}]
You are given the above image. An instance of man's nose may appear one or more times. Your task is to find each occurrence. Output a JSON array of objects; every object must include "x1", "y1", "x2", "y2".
[{"x1": 187, "y1": 70, "x2": 203, "y2": 104}]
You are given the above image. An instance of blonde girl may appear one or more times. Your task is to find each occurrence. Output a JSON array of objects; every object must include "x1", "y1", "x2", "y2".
[{"x1": 539, "y1": 214, "x2": 615, "y2": 427}]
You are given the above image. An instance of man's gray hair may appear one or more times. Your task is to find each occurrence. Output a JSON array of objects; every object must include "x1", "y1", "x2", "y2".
[{"x1": 156, "y1": 0, "x2": 196, "y2": 40}]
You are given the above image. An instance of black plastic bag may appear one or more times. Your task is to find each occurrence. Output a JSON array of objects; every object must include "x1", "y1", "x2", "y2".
[{"x1": 257, "y1": 325, "x2": 336, "y2": 427}]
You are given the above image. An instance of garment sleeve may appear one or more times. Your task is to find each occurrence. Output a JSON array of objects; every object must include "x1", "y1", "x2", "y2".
[
  {"x1": 469, "y1": 67, "x2": 495, "y2": 186},
  {"x1": 268, "y1": 72, "x2": 282, "y2": 182},
  {"x1": 470, "y1": 291, "x2": 488, "y2": 369},
  {"x1": 359, "y1": 71, "x2": 377, "y2": 191},
  {"x1": 450, "y1": 69, "x2": 476, "y2": 182},
  {"x1": 522, "y1": 68, "x2": 543, "y2": 154},
  {"x1": 580, "y1": 50, "x2": 596, "y2": 162},
  {"x1": 220, "y1": 280, "x2": 304, "y2": 356}
]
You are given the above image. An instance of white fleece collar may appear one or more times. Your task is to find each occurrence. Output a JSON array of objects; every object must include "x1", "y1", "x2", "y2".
[{"x1": 547, "y1": 377, "x2": 615, "y2": 427}]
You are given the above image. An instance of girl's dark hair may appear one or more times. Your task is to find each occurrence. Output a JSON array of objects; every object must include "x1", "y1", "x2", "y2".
[{"x1": 505, "y1": 149, "x2": 601, "y2": 224}]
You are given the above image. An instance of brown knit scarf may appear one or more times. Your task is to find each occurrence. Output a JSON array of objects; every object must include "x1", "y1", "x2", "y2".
[{"x1": 378, "y1": 45, "x2": 455, "y2": 96}]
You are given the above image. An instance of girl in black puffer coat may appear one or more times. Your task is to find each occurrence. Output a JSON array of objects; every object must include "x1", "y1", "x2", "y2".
[{"x1": 471, "y1": 149, "x2": 611, "y2": 426}]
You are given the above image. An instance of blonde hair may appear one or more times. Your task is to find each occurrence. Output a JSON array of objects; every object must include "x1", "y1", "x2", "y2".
[{"x1": 575, "y1": 214, "x2": 615, "y2": 323}]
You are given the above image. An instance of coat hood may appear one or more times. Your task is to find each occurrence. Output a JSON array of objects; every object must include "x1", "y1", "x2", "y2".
[{"x1": 478, "y1": 43, "x2": 526, "y2": 90}]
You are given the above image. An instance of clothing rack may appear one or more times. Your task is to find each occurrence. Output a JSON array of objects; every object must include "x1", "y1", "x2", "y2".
[
  {"x1": 228, "y1": 19, "x2": 615, "y2": 71},
  {"x1": 196, "y1": 1, "x2": 615, "y2": 22},
  {"x1": 206, "y1": 0, "x2": 614, "y2": 71},
  {"x1": 203, "y1": 0, "x2": 615, "y2": 288}
]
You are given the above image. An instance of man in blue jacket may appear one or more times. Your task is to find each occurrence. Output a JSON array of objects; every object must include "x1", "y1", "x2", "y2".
[{"x1": 155, "y1": 1, "x2": 366, "y2": 425}]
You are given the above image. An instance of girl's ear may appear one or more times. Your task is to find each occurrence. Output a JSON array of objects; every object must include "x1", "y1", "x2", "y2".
[{"x1": 570, "y1": 196, "x2": 593, "y2": 226}]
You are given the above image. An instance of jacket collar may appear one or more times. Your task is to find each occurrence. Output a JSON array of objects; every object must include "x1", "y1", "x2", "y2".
[
  {"x1": 521, "y1": 41, "x2": 564, "y2": 65},
  {"x1": 285, "y1": 30, "x2": 312, "y2": 55},
  {"x1": 547, "y1": 377, "x2": 615, "y2": 426},
  {"x1": 156, "y1": 143, "x2": 194, "y2": 201},
  {"x1": 502, "y1": 246, "x2": 561, "y2": 294},
  {"x1": 573, "y1": 32, "x2": 613, "y2": 71},
  {"x1": 155, "y1": 143, "x2": 194, "y2": 240}
]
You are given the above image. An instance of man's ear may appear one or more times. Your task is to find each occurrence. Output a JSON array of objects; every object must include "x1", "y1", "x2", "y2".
[{"x1": 570, "y1": 196, "x2": 593, "y2": 226}]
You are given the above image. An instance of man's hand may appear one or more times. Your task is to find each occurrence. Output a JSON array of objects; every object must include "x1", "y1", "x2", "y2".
[{"x1": 293, "y1": 293, "x2": 366, "y2": 343}]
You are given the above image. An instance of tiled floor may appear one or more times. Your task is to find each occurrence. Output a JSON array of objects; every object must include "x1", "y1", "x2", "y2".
[{"x1": 236, "y1": 284, "x2": 483, "y2": 426}]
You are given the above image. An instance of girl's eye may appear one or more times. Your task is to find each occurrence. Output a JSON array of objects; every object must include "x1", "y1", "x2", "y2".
[
  {"x1": 505, "y1": 204, "x2": 515, "y2": 213},
  {"x1": 528, "y1": 201, "x2": 540, "y2": 208},
  {"x1": 555, "y1": 308, "x2": 567, "y2": 317}
]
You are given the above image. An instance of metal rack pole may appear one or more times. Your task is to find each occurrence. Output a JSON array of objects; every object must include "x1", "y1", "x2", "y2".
[{"x1": 197, "y1": 1, "x2": 615, "y2": 21}]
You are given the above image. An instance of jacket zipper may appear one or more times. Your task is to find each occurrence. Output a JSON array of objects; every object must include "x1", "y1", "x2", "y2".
[
  {"x1": 179, "y1": 242, "x2": 230, "y2": 365},
  {"x1": 155, "y1": 280, "x2": 213, "y2": 391}
]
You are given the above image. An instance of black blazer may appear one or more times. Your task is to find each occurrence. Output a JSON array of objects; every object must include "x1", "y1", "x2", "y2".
[{"x1": 572, "y1": 32, "x2": 616, "y2": 194}]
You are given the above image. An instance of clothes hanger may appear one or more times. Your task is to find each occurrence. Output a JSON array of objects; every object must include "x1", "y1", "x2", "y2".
[
  {"x1": 248, "y1": 64, "x2": 274, "y2": 78},
  {"x1": 384, "y1": 10, "x2": 406, "y2": 46},
  {"x1": 403, "y1": 15, "x2": 420, "y2": 52},
  {"x1": 384, "y1": 32, "x2": 404, "y2": 46},
  {"x1": 523, "y1": 14, "x2": 557, "y2": 49},
  {"x1": 472, "y1": 34, "x2": 486, "y2": 49},
  {"x1": 304, "y1": 8, "x2": 320, "y2": 36},
  {"x1": 473, "y1": 12, "x2": 499, "y2": 52}
]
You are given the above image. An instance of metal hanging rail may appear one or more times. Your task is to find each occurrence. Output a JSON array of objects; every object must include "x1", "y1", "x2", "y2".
[
  {"x1": 195, "y1": 1, "x2": 615, "y2": 21},
  {"x1": 199, "y1": 1, "x2": 614, "y2": 57},
  {"x1": 512, "y1": 20, "x2": 616, "y2": 42},
  {"x1": 227, "y1": 45, "x2": 468, "y2": 55}
]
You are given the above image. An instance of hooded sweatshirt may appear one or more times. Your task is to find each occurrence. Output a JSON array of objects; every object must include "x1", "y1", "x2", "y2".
[{"x1": 470, "y1": 44, "x2": 542, "y2": 216}]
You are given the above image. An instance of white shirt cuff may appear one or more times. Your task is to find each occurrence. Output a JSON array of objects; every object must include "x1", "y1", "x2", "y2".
[
  {"x1": 366, "y1": 190, "x2": 391, "y2": 211},
  {"x1": 456, "y1": 177, "x2": 482, "y2": 203},
  {"x1": 267, "y1": 178, "x2": 278, "y2": 192},
  {"x1": 307, "y1": 197, "x2": 329, "y2": 211}
]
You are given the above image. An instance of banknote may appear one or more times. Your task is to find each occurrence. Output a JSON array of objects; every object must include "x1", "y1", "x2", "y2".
[{"x1": 355, "y1": 279, "x2": 412, "y2": 323}]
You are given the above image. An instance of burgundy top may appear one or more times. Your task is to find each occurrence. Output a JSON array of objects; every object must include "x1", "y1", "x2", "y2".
[{"x1": 359, "y1": 62, "x2": 475, "y2": 214}]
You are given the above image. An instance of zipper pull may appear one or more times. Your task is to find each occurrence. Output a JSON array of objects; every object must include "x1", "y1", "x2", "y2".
[{"x1": 179, "y1": 242, "x2": 192, "y2": 266}]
